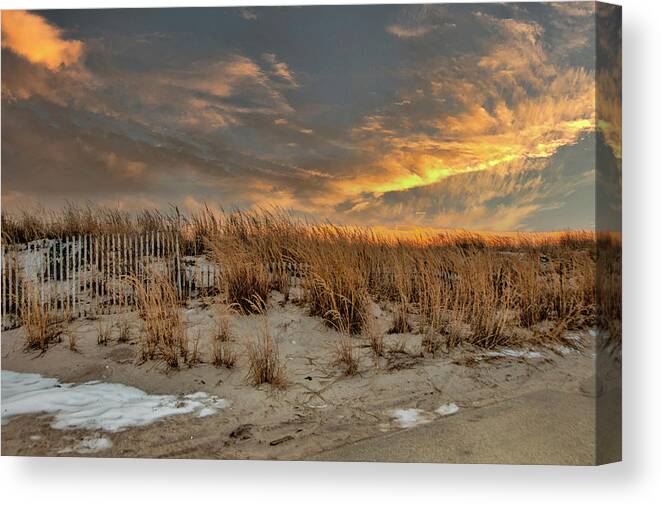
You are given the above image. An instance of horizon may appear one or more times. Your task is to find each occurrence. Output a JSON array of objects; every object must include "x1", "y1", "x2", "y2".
[{"x1": 1, "y1": 4, "x2": 621, "y2": 232}]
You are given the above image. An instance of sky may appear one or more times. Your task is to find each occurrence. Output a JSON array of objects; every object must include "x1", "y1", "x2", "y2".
[{"x1": 1, "y1": 3, "x2": 621, "y2": 232}]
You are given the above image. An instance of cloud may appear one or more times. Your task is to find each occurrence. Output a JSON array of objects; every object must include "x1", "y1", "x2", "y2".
[
  {"x1": 1, "y1": 4, "x2": 609, "y2": 232},
  {"x1": 1, "y1": 49, "x2": 94, "y2": 106},
  {"x1": 550, "y1": 2, "x2": 595, "y2": 17},
  {"x1": 238, "y1": 8, "x2": 258, "y2": 21},
  {"x1": 386, "y1": 24, "x2": 433, "y2": 39},
  {"x1": 4, "y1": 49, "x2": 297, "y2": 134},
  {"x1": 337, "y1": 12, "x2": 595, "y2": 202},
  {"x1": 163, "y1": 56, "x2": 264, "y2": 98},
  {"x1": 332, "y1": 134, "x2": 597, "y2": 231},
  {"x1": 385, "y1": 4, "x2": 455, "y2": 39},
  {"x1": 135, "y1": 55, "x2": 298, "y2": 132},
  {"x1": 1, "y1": 10, "x2": 84, "y2": 70},
  {"x1": 262, "y1": 52, "x2": 298, "y2": 87}
]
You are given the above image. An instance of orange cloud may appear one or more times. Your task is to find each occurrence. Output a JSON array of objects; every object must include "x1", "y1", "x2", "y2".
[
  {"x1": 334, "y1": 15, "x2": 596, "y2": 201},
  {"x1": 337, "y1": 70, "x2": 594, "y2": 199},
  {"x1": 262, "y1": 52, "x2": 298, "y2": 87},
  {"x1": 1, "y1": 10, "x2": 84, "y2": 70},
  {"x1": 386, "y1": 24, "x2": 432, "y2": 38}
]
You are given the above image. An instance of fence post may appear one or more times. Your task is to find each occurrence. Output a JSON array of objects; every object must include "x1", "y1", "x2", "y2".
[
  {"x1": 2, "y1": 245, "x2": 6, "y2": 325},
  {"x1": 94, "y1": 235, "x2": 100, "y2": 317},
  {"x1": 138, "y1": 232, "x2": 142, "y2": 281},
  {"x1": 106, "y1": 234, "x2": 110, "y2": 314},
  {"x1": 47, "y1": 240, "x2": 53, "y2": 313},
  {"x1": 121, "y1": 233, "x2": 126, "y2": 308},
  {"x1": 70, "y1": 236, "x2": 75, "y2": 318},
  {"x1": 110, "y1": 234, "x2": 115, "y2": 313},
  {"x1": 146, "y1": 230, "x2": 151, "y2": 265},
  {"x1": 175, "y1": 234, "x2": 182, "y2": 300},
  {"x1": 60, "y1": 237, "x2": 66, "y2": 314},
  {"x1": 133, "y1": 233, "x2": 139, "y2": 305},
  {"x1": 14, "y1": 251, "x2": 19, "y2": 316},
  {"x1": 68, "y1": 237, "x2": 72, "y2": 317},
  {"x1": 83, "y1": 234, "x2": 88, "y2": 318},
  {"x1": 156, "y1": 230, "x2": 161, "y2": 264},
  {"x1": 102, "y1": 234, "x2": 108, "y2": 315},
  {"x1": 72, "y1": 236, "x2": 78, "y2": 318}
]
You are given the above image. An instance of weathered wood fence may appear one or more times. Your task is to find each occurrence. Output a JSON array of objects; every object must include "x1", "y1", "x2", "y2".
[{"x1": 1, "y1": 232, "x2": 308, "y2": 330}]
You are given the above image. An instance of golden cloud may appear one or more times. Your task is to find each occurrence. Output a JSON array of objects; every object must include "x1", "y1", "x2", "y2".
[
  {"x1": 332, "y1": 16, "x2": 596, "y2": 202},
  {"x1": 262, "y1": 52, "x2": 298, "y2": 87},
  {"x1": 1, "y1": 10, "x2": 84, "y2": 70},
  {"x1": 386, "y1": 24, "x2": 433, "y2": 38}
]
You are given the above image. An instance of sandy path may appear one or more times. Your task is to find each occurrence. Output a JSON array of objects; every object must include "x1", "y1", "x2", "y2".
[{"x1": 313, "y1": 388, "x2": 621, "y2": 465}]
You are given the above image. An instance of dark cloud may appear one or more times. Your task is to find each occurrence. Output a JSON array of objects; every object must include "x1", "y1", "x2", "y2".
[{"x1": 1, "y1": 5, "x2": 618, "y2": 231}]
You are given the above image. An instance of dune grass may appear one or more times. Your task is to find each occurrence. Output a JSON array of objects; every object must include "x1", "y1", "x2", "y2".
[
  {"x1": 129, "y1": 271, "x2": 189, "y2": 368},
  {"x1": 19, "y1": 282, "x2": 63, "y2": 351},
  {"x1": 4, "y1": 205, "x2": 621, "y2": 353}
]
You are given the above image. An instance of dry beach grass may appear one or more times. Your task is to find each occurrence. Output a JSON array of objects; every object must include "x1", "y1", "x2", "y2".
[{"x1": 4, "y1": 206, "x2": 621, "y2": 382}]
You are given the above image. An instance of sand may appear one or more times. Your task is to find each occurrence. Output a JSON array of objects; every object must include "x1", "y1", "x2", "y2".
[{"x1": 1, "y1": 291, "x2": 618, "y2": 462}]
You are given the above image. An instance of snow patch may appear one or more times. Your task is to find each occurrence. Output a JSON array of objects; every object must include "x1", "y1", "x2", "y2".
[
  {"x1": 565, "y1": 333, "x2": 582, "y2": 343},
  {"x1": 1, "y1": 370, "x2": 230, "y2": 432},
  {"x1": 59, "y1": 435, "x2": 113, "y2": 454},
  {"x1": 390, "y1": 408, "x2": 432, "y2": 428},
  {"x1": 435, "y1": 403, "x2": 459, "y2": 416},
  {"x1": 485, "y1": 349, "x2": 542, "y2": 359}
]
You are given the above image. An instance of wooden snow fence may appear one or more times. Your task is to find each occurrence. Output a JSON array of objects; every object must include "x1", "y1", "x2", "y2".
[{"x1": 1, "y1": 232, "x2": 308, "y2": 330}]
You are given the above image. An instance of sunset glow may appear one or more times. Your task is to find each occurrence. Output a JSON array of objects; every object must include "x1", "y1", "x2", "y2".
[{"x1": 1, "y1": 4, "x2": 621, "y2": 232}]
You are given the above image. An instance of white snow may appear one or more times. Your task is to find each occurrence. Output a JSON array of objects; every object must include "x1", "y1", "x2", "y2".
[
  {"x1": 390, "y1": 408, "x2": 432, "y2": 428},
  {"x1": 391, "y1": 404, "x2": 459, "y2": 427},
  {"x1": 59, "y1": 435, "x2": 113, "y2": 454},
  {"x1": 435, "y1": 403, "x2": 459, "y2": 416},
  {"x1": 1, "y1": 370, "x2": 230, "y2": 432},
  {"x1": 565, "y1": 333, "x2": 582, "y2": 343},
  {"x1": 485, "y1": 349, "x2": 542, "y2": 359},
  {"x1": 196, "y1": 407, "x2": 219, "y2": 418}
]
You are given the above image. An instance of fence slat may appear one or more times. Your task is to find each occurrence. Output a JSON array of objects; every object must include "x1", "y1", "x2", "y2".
[
  {"x1": 69, "y1": 236, "x2": 75, "y2": 317},
  {"x1": 3, "y1": 245, "x2": 7, "y2": 319},
  {"x1": 106, "y1": 234, "x2": 111, "y2": 314},
  {"x1": 2, "y1": 245, "x2": 6, "y2": 321},
  {"x1": 47, "y1": 241, "x2": 52, "y2": 312},
  {"x1": 150, "y1": 231, "x2": 155, "y2": 267},
  {"x1": 68, "y1": 237, "x2": 74, "y2": 316},
  {"x1": 94, "y1": 235, "x2": 100, "y2": 317},
  {"x1": 71, "y1": 235, "x2": 80, "y2": 317},
  {"x1": 132, "y1": 234, "x2": 138, "y2": 305},
  {"x1": 101, "y1": 235, "x2": 106, "y2": 315},
  {"x1": 83, "y1": 234, "x2": 89, "y2": 317},
  {"x1": 175, "y1": 234, "x2": 182, "y2": 299}
]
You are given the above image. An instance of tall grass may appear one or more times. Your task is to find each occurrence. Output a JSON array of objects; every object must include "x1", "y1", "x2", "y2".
[
  {"x1": 129, "y1": 271, "x2": 188, "y2": 367},
  {"x1": 597, "y1": 232, "x2": 622, "y2": 347},
  {"x1": 19, "y1": 282, "x2": 63, "y2": 351},
  {"x1": 210, "y1": 304, "x2": 236, "y2": 368},
  {"x1": 334, "y1": 334, "x2": 359, "y2": 375},
  {"x1": 207, "y1": 237, "x2": 270, "y2": 314},
  {"x1": 193, "y1": 209, "x2": 609, "y2": 350},
  {"x1": 4, "y1": 205, "x2": 619, "y2": 351},
  {"x1": 244, "y1": 296, "x2": 287, "y2": 387}
]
